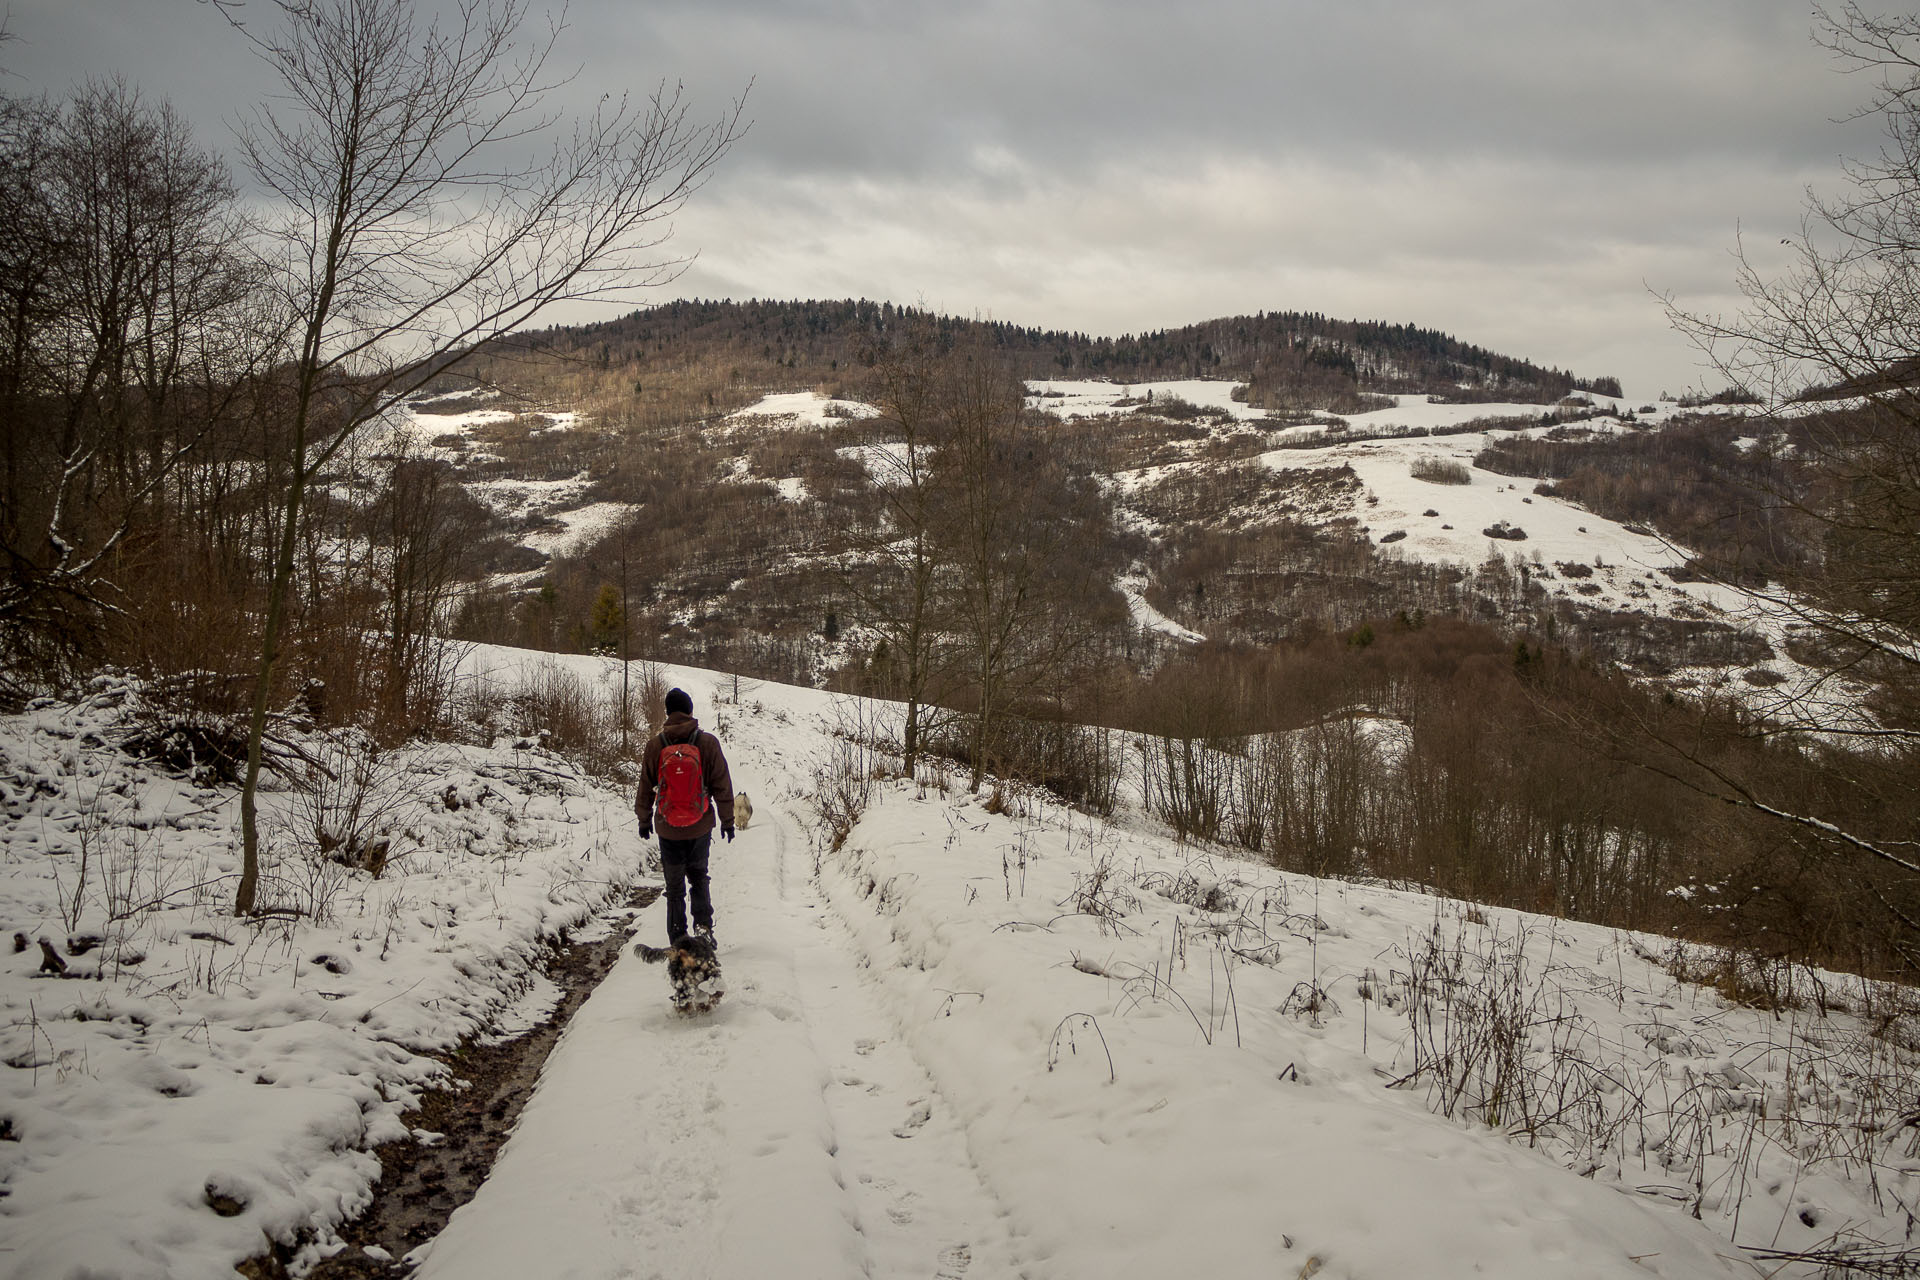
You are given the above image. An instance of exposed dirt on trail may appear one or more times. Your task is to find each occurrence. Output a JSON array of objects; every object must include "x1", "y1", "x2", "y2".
[{"x1": 248, "y1": 885, "x2": 660, "y2": 1278}]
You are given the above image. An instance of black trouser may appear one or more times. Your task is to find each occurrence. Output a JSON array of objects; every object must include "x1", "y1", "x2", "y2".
[{"x1": 659, "y1": 834, "x2": 713, "y2": 943}]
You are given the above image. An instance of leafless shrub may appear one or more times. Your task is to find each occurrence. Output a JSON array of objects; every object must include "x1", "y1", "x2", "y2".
[
  {"x1": 1046, "y1": 1013, "x2": 1116, "y2": 1083},
  {"x1": 1384, "y1": 918, "x2": 1920, "y2": 1251},
  {"x1": 278, "y1": 729, "x2": 424, "y2": 882},
  {"x1": 1656, "y1": 941, "x2": 1818, "y2": 1014},
  {"x1": 1744, "y1": 1236, "x2": 1920, "y2": 1278},
  {"x1": 981, "y1": 780, "x2": 1014, "y2": 816},
  {"x1": 1137, "y1": 732, "x2": 1231, "y2": 843},
  {"x1": 989, "y1": 715, "x2": 1123, "y2": 815},
  {"x1": 635, "y1": 661, "x2": 669, "y2": 738},
  {"x1": 1281, "y1": 980, "x2": 1341, "y2": 1026},
  {"x1": 1111, "y1": 932, "x2": 1240, "y2": 1047},
  {"x1": 1392, "y1": 918, "x2": 1549, "y2": 1128},
  {"x1": 1250, "y1": 719, "x2": 1380, "y2": 878},
  {"x1": 1133, "y1": 393, "x2": 1212, "y2": 421},
  {"x1": 1138, "y1": 861, "x2": 1239, "y2": 914},
  {"x1": 808, "y1": 719, "x2": 880, "y2": 857},
  {"x1": 507, "y1": 663, "x2": 629, "y2": 779}
]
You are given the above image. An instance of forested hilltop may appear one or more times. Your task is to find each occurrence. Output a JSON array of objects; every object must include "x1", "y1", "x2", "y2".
[{"x1": 501, "y1": 298, "x2": 1622, "y2": 409}]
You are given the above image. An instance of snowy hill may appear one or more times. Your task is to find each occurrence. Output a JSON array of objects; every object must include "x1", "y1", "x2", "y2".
[
  {"x1": 1028, "y1": 380, "x2": 1737, "y2": 626},
  {"x1": 3, "y1": 650, "x2": 1916, "y2": 1277},
  {"x1": 379, "y1": 359, "x2": 1812, "y2": 719}
]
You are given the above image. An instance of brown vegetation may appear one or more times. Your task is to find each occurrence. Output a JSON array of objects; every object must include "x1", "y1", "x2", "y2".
[{"x1": 1123, "y1": 617, "x2": 1920, "y2": 980}]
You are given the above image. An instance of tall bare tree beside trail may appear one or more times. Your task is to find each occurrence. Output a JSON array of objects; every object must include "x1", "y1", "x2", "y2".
[
  {"x1": 223, "y1": 0, "x2": 745, "y2": 915},
  {"x1": 846, "y1": 327, "x2": 960, "y2": 777},
  {"x1": 931, "y1": 342, "x2": 1113, "y2": 792},
  {"x1": 1657, "y1": 3, "x2": 1920, "y2": 963},
  {"x1": 935, "y1": 344, "x2": 1034, "y2": 791}
]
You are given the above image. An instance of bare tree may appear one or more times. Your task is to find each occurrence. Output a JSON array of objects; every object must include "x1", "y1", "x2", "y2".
[
  {"x1": 1660, "y1": 3, "x2": 1918, "y2": 893},
  {"x1": 366, "y1": 446, "x2": 490, "y2": 737},
  {"x1": 0, "y1": 79, "x2": 251, "y2": 685},
  {"x1": 929, "y1": 342, "x2": 1117, "y2": 791},
  {"x1": 934, "y1": 343, "x2": 1046, "y2": 790},
  {"x1": 224, "y1": 0, "x2": 745, "y2": 914},
  {"x1": 1636, "y1": 6, "x2": 1920, "y2": 970},
  {"x1": 846, "y1": 327, "x2": 960, "y2": 775}
]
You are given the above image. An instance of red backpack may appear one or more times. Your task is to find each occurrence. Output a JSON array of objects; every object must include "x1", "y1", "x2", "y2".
[{"x1": 656, "y1": 739, "x2": 709, "y2": 828}]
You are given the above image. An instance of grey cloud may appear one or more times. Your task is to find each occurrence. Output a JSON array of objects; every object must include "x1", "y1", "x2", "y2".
[
  {"x1": 15, "y1": 0, "x2": 1892, "y2": 398},
  {"x1": 19, "y1": 2, "x2": 1871, "y2": 184},
  {"x1": 651, "y1": 139, "x2": 1813, "y2": 394},
  {"x1": 594, "y1": 0, "x2": 1868, "y2": 183}
]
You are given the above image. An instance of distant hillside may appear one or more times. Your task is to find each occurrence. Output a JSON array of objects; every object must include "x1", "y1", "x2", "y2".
[{"x1": 498, "y1": 299, "x2": 1620, "y2": 409}]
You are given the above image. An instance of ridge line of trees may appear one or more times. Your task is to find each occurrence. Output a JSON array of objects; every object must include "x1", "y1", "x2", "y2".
[{"x1": 495, "y1": 297, "x2": 1622, "y2": 404}]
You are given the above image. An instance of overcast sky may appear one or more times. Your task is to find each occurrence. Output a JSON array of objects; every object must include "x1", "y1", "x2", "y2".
[{"x1": 6, "y1": 0, "x2": 1887, "y2": 397}]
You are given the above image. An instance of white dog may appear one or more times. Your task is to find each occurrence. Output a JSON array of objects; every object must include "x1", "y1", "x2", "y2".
[{"x1": 734, "y1": 791, "x2": 753, "y2": 830}]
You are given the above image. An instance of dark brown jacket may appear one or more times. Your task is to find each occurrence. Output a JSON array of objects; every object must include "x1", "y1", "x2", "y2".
[{"x1": 635, "y1": 712, "x2": 734, "y2": 840}]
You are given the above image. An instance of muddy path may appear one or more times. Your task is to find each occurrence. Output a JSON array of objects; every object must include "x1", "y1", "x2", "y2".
[{"x1": 256, "y1": 885, "x2": 660, "y2": 1279}]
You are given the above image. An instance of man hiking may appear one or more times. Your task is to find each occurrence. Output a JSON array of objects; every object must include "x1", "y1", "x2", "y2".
[{"x1": 636, "y1": 686, "x2": 735, "y2": 948}]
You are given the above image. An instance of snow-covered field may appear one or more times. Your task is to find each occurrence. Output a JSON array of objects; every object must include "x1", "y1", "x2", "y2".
[
  {"x1": 5, "y1": 650, "x2": 1917, "y2": 1278},
  {"x1": 727, "y1": 390, "x2": 880, "y2": 430},
  {"x1": 511, "y1": 499, "x2": 637, "y2": 561},
  {"x1": 1029, "y1": 377, "x2": 1277, "y2": 422},
  {"x1": 1030, "y1": 379, "x2": 1703, "y2": 616},
  {"x1": 1029, "y1": 377, "x2": 1825, "y2": 701}
]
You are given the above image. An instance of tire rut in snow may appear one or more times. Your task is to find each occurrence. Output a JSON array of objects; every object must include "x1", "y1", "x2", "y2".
[{"x1": 778, "y1": 807, "x2": 1021, "y2": 1279}]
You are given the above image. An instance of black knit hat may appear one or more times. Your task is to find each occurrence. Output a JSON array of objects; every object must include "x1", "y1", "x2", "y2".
[{"x1": 664, "y1": 687, "x2": 693, "y2": 715}]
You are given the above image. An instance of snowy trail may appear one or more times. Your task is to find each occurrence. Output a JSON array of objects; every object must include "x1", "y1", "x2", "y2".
[
  {"x1": 414, "y1": 772, "x2": 1018, "y2": 1279},
  {"x1": 773, "y1": 808, "x2": 1024, "y2": 1278}
]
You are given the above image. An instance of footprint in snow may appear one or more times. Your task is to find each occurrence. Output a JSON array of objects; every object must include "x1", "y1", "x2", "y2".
[
  {"x1": 892, "y1": 1098, "x2": 932, "y2": 1138},
  {"x1": 935, "y1": 1244, "x2": 971, "y2": 1278}
]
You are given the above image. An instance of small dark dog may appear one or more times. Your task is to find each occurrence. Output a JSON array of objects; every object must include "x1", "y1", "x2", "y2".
[{"x1": 635, "y1": 934, "x2": 724, "y2": 1013}]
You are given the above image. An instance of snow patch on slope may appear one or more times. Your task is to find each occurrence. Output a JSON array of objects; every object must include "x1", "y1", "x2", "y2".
[{"x1": 729, "y1": 391, "x2": 879, "y2": 429}]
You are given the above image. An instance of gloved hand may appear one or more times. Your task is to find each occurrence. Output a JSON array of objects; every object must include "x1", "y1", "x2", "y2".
[
  {"x1": 638, "y1": 821, "x2": 652, "y2": 841},
  {"x1": 721, "y1": 822, "x2": 735, "y2": 843}
]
